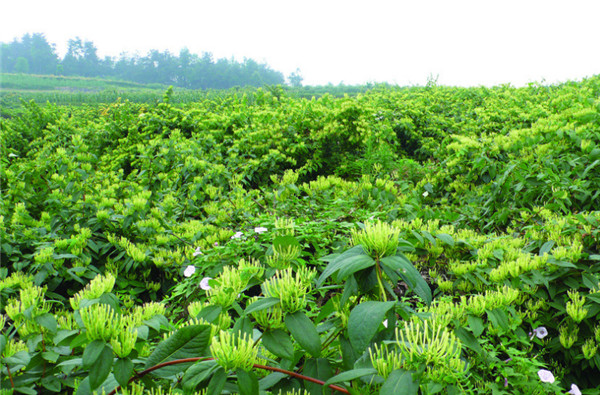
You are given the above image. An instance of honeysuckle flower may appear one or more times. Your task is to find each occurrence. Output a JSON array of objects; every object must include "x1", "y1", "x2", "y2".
[
  {"x1": 193, "y1": 247, "x2": 203, "y2": 257},
  {"x1": 254, "y1": 227, "x2": 268, "y2": 234},
  {"x1": 231, "y1": 231, "x2": 243, "y2": 239},
  {"x1": 184, "y1": 265, "x2": 196, "y2": 278},
  {"x1": 568, "y1": 384, "x2": 582, "y2": 395},
  {"x1": 537, "y1": 369, "x2": 555, "y2": 383},
  {"x1": 531, "y1": 326, "x2": 548, "y2": 340},
  {"x1": 200, "y1": 277, "x2": 212, "y2": 290}
]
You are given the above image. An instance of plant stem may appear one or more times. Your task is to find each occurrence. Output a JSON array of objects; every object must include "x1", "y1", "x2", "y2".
[
  {"x1": 106, "y1": 357, "x2": 351, "y2": 395},
  {"x1": 375, "y1": 260, "x2": 388, "y2": 301}
]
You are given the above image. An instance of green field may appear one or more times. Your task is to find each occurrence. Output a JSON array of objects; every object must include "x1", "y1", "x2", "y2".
[{"x1": 1, "y1": 75, "x2": 599, "y2": 394}]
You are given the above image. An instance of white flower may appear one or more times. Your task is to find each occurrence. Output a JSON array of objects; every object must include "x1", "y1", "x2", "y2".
[
  {"x1": 382, "y1": 319, "x2": 388, "y2": 328},
  {"x1": 200, "y1": 277, "x2": 212, "y2": 290},
  {"x1": 568, "y1": 384, "x2": 582, "y2": 395},
  {"x1": 193, "y1": 247, "x2": 203, "y2": 257},
  {"x1": 422, "y1": 191, "x2": 429, "y2": 197},
  {"x1": 537, "y1": 369, "x2": 555, "y2": 383},
  {"x1": 184, "y1": 265, "x2": 196, "y2": 278},
  {"x1": 531, "y1": 326, "x2": 548, "y2": 340},
  {"x1": 254, "y1": 227, "x2": 268, "y2": 234},
  {"x1": 231, "y1": 231, "x2": 244, "y2": 239}
]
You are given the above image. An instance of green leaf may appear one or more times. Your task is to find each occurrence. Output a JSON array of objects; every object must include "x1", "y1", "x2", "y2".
[
  {"x1": 75, "y1": 374, "x2": 119, "y2": 395},
  {"x1": 236, "y1": 368, "x2": 259, "y2": 395},
  {"x1": 487, "y1": 309, "x2": 510, "y2": 332},
  {"x1": 196, "y1": 305, "x2": 222, "y2": 323},
  {"x1": 467, "y1": 315, "x2": 484, "y2": 337},
  {"x1": 258, "y1": 372, "x2": 287, "y2": 391},
  {"x1": 324, "y1": 368, "x2": 378, "y2": 386},
  {"x1": 285, "y1": 311, "x2": 321, "y2": 358},
  {"x1": 336, "y1": 254, "x2": 375, "y2": 281},
  {"x1": 454, "y1": 326, "x2": 483, "y2": 355},
  {"x1": 348, "y1": 301, "x2": 396, "y2": 355},
  {"x1": 436, "y1": 233, "x2": 455, "y2": 247},
  {"x1": 539, "y1": 240, "x2": 555, "y2": 256},
  {"x1": 42, "y1": 350, "x2": 60, "y2": 363},
  {"x1": 380, "y1": 255, "x2": 432, "y2": 306},
  {"x1": 0, "y1": 335, "x2": 6, "y2": 356},
  {"x1": 316, "y1": 245, "x2": 367, "y2": 287},
  {"x1": 304, "y1": 358, "x2": 333, "y2": 394},
  {"x1": 273, "y1": 235, "x2": 301, "y2": 251},
  {"x1": 34, "y1": 312, "x2": 58, "y2": 333},
  {"x1": 89, "y1": 345, "x2": 113, "y2": 391},
  {"x1": 114, "y1": 357, "x2": 133, "y2": 388},
  {"x1": 262, "y1": 329, "x2": 294, "y2": 360},
  {"x1": 379, "y1": 369, "x2": 419, "y2": 395},
  {"x1": 145, "y1": 324, "x2": 212, "y2": 378},
  {"x1": 82, "y1": 339, "x2": 106, "y2": 368},
  {"x1": 245, "y1": 297, "x2": 280, "y2": 315},
  {"x1": 206, "y1": 366, "x2": 227, "y2": 395},
  {"x1": 182, "y1": 360, "x2": 220, "y2": 392}
]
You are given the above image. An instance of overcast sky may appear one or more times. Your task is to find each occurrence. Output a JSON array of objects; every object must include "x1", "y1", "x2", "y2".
[{"x1": 2, "y1": 0, "x2": 599, "y2": 86}]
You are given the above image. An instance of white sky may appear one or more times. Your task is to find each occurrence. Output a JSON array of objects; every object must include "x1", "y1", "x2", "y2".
[{"x1": 2, "y1": 0, "x2": 599, "y2": 86}]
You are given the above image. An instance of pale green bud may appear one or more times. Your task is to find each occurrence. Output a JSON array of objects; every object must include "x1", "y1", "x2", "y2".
[
  {"x1": 210, "y1": 330, "x2": 259, "y2": 372},
  {"x1": 582, "y1": 338, "x2": 598, "y2": 360},
  {"x1": 351, "y1": 221, "x2": 400, "y2": 260},
  {"x1": 559, "y1": 325, "x2": 578, "y2": 349}
]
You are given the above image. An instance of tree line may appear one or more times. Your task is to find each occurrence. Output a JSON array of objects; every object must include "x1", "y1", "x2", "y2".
[{"x1": 1, "y1": 33, "x2": 304, "y2": 89}]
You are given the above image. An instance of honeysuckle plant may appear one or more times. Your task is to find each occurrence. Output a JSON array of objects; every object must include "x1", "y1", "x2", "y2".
[{"x1": 2, "y1": 76, "x2": 600, "y2": 393}]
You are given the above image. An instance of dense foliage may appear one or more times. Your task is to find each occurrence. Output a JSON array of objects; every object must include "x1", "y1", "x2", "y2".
[
  {"x1": 1, "y1": 75, "x2": 599, "y2": 394},
  {"x1": 1, "y1": 33, "x2": 287, "y2": 89}
]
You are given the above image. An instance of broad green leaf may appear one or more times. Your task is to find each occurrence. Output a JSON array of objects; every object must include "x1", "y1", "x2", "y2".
[
  {"x1": 0, "y1": 335, "x2": 6, "y2": 357},
  {"x1": 206, "y1": 366, "x2": 227, "y2": 395},
  {"x1": 75, "y1": 374, "x2": 119, "y2": 395},
  {"x1": 539, "y1": 240, "x2": 555, "y2": 256},
  {"x1": 262, "y1": 329, "x2": 294, "y2": 360},
  {"x1": 195, "y1": 305, "x2": 222, "y2": 323},
  {"x1": 182, "y1": 360, "x2": 220, "y2": 392},
  {"x1": 236, "y1": 368, "x2": 259, "y2": 395},
  {"x1": 232, "y1": 316, "x2": 254, "y2": 339},
  {"x1": 348, "y1": 301, "x2": 396, "y2": 355},
  {"x1": 245, "y1": 297, "x2": 280, "y2": 315},
  {"x1": 82, "y1": 340, "x2": 106, "y2": 368},
  {"x1": 380, "y1": 255, "x2": 432, "y2": 306},
  {"x1": 34, "y1": 313, "x2": 58, "y2": 334},
  {"x1": 336, "y1": 254, "x2": 375, "y2": 281},
  {"x1": 316, "y1": 245, "x2": 367, "y2": 287},
  {"x1": 145, "y1": 325, "x2": 212, "y2": 378},
  {"x1": 379, "y1": 369, "x2": 419, "y2": 395},
  {"x1": 304, "y1": 358, "x2": 333, "y2": 394},
  {"x1": 436, "y1": 233, "x2": 455, "y2": 247},
  {"x1": 114, "y1": 357, "x2": 133, "y2": 388},
  {"x1": 273, "y1": 235, "x2": 301, "y2": 250},
  {"x1": 467, "y1": 315, "x2": 485, "y2": 337},
  {"x1": 487, "y1": 309, "x2": 510, "y2": 332},
  {"x1": 258, "y1": 372, "x2": 287, "y2": 390},
  {"x1": 324, "y1": 368, "x2": 378, "y2": 386},
  {"x1": 454, "y1": 326, "x2": 483, "y2": 355},
  {"x1": 285, "y1": 311, "x2": 321, "y2": 358},
  {"x1": 89, "y1": 345, "x2": 113, "y2": 391}
]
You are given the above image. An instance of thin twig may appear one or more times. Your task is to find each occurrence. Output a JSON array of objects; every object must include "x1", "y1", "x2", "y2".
[{"x1": 106, "y1": 357, "x2": 351, "y2": 395}]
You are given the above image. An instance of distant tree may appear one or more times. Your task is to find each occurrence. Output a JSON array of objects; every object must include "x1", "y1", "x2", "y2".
[
  {"x1": 0, "y1": 33, "x2": 58, "y2": 74},
  {"x1": 14, "y1": 57, "x2": 29, "y2": 73},
  {"x1": 29, "y1": 33, "x2": 59, "y2": 74},
  {"x1": 1, "y1": 33, "x2": 287, "y2": 88},
  {"x1": 288, "y1": 68, "x2": 303, "y2": 87},
  {"x1": 62, "y1": 38, "x2": 100, "y2": 76}
]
